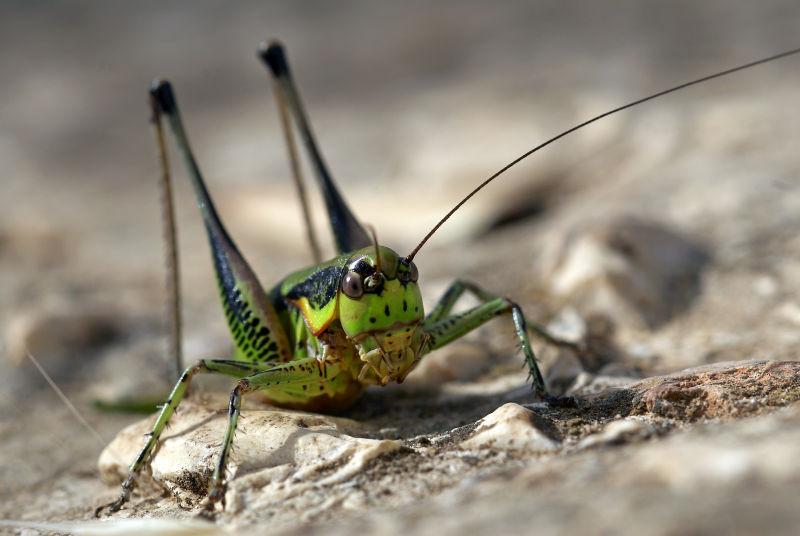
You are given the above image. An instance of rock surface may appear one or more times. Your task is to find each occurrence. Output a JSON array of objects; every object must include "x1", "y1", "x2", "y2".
[
  {"x1": 3, "y1": 2, "x2": 800, "y2": 536},
  {"x1": 99, "y1": 403, "x2": 403, "y2": 510},
  {"x1": 286, "y1": 402, "x2": 800, "y2": 536},
  {"x1": 90, "y1": 360, "x2": 799, "y2": 533}
]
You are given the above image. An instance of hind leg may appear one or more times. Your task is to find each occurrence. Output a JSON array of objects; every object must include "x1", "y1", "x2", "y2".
[{"x1": 95, "y1": 359, "x2": 263, "y2": 516}]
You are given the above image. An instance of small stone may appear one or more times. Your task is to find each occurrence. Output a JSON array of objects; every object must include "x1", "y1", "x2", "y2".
[
  {"x1": 577, "y1": 417, "x2": 656, "y2": 449},
  {"x1": 753, "y1": 275, "x2": 778, "y2": 297},
  {"x1": 627, "y1": 342, "x2": 657, "y2": 361},
  {"x1": 580, "y1": 360, "x2": 800, "y2": 422},
  {"x1": 567, "y1": 372, "x2": 638, "y2": 396},
  {"x1": 545, "y1": 307, "x2": 587, "y2": 343},
  {"x1": 461, "y1": 403, "x2": 560, "y2": 453}
]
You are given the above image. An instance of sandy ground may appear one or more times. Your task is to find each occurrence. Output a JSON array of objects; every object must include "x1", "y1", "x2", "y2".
[{"x1": 2, "y1": 2, "x2": 800, "y2": 534}]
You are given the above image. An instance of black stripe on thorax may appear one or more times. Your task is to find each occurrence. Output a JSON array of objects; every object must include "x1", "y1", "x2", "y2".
[{"x1": 284, "y1": 265, "x2": 343, "y2": 309}]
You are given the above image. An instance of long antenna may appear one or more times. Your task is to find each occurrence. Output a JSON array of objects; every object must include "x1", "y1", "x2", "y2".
[
  {"x1": 149, "y1": 92, "x2": 184, "y2": 380},
  {"x1": 24, "y1": 349, "x2": 126, "y2": 466},
  {"x1": 405, "y1": 46, "x2": 800, "y2": 261}
]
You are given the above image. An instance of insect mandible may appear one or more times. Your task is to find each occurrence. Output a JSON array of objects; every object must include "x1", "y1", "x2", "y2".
[{"x1": 97, "y1": 40, "x2": 800, "y2": 516}]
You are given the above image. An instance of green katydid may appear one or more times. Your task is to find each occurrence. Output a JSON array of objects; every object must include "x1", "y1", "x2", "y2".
[{"x1": 98, "y1": 41, "x2": 800, "y2": 516}]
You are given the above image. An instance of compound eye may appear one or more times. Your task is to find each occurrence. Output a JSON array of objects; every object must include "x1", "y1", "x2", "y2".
[
  {"x1": 342, "y1": 271, "x2": 364, "y2": 298},
  {"x1": 409, "y1": 262, "x2": 419, "y2": 282}
]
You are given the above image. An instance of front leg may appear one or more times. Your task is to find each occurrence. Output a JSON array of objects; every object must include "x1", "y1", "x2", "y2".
[
  {"x1": 422, "y1": 285, "x2": 549, "y2": 398},
  {"x1": 427, "y1": 279, "x2": 581, "y2": 353},
  {"x1": 425, "y1": 279, "x2": 495, "y2": 323}
]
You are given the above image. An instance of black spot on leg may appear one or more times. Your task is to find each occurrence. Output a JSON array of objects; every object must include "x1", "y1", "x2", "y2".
[
  {"x1": 370, "y1": 317, "x2": 376, "y2": 324},
  {"x1": 384, "y1": 304, "x2": 391, "y2": 317}
]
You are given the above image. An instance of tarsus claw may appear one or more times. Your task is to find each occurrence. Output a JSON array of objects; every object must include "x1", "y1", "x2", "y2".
[{"x1": 94, "y1": 476, "x2": 135, "y2": 517}]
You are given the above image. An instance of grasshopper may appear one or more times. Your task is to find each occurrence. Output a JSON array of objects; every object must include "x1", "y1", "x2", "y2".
[{"x1": 98, "y1": 41, "x2": 800, "y2": 515}]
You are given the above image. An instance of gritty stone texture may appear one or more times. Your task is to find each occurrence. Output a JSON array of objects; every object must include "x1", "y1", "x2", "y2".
[
  {"x1": 460, "y1": 403, "x2": 560, "y2": 452},
  {"x1": 3, "y1": 2, "x2": 800, "y2": 536},
  {"x1": 90, "y1": 360, "x2": 799, "y2": 533},
  {"x1": 99, "y1": 403, "x2": 403, "y2": 510},
  {"x1": 282, "y1": 403, "x2": 800, "y2": 536}
]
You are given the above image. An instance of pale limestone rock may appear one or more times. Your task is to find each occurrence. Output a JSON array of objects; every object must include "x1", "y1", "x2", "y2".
[
  {"x1": 461, "y1": 403, "x2": 559, "y2": 452},
  {"x1": 612, "y1": 405, "x2": 800, "y2": 492},
  {"x1": 99, "y1": 400, "x2": 401, "y2": 507},
  {"x1": 6, "y1": 7, "x2": 800, "y2": 534},
  {"x1": 286, "y1": 404, "x2": 800, "y2": 536},
  {"x1": 567, "y1": 371, "x2": 639, "y2": 396},
  {"x1": 576, "y1": 416, "x2": 656, "y2": 449},
  {"x1": 0, "y1": 518, "x2": 221, "y2": 535}
]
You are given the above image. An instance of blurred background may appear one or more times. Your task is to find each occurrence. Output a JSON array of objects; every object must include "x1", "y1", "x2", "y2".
[{"x1": 1, "y1": 0, "x2": 799, "y2": 528}]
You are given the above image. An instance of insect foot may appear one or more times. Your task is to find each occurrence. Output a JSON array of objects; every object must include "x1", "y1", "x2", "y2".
[
  {"x1": 197, "y1": 481, "x2": 227, "y2": 519},
  {"x1": 94, "y1": 475, "x2": 136, "y2": 517},
  {"x1": 544, "y1": 394, "x2": 579, "y2": 409}
]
